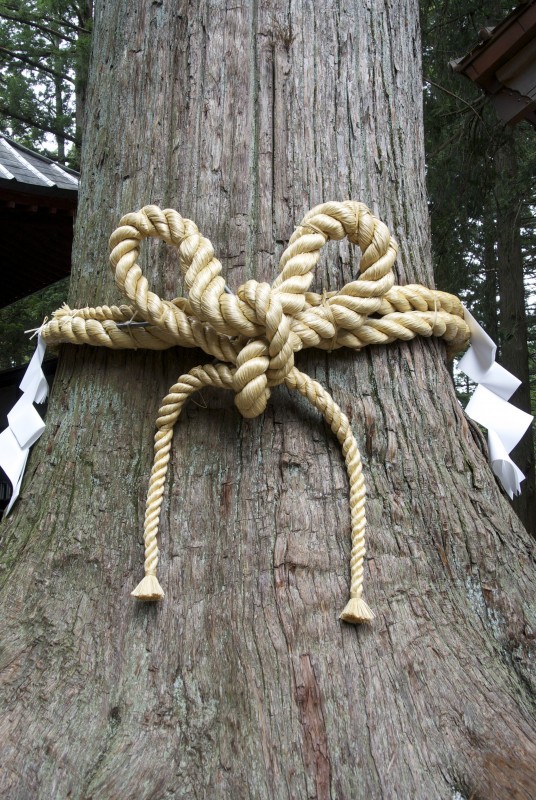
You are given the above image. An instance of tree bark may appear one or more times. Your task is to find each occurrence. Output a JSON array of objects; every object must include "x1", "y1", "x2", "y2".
[{"x1": 1, "y1": 2, "x2": 535, "y2": 799}]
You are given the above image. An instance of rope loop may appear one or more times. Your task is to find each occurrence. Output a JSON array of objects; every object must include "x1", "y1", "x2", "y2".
[{"x1": 40, "y1": 201, "x2": 470, "y2": 624}]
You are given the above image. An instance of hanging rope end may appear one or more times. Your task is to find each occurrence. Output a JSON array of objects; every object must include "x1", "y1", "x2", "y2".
[
  {"x1": 339, "y1": 595, "x2": 374, "y2": 624},
  {"x1": 131, "y1": 574, "x2": 164, "y2": 601}
]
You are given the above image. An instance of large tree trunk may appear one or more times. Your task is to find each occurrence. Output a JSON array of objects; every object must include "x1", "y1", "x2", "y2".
[{"x1": 1, "y1": 2, "x2": 535, "y2": 799}]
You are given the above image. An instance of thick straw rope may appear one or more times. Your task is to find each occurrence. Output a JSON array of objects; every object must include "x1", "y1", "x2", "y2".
[{"x1": 40, "y1": 201, "x2": 470, "y2": 623}]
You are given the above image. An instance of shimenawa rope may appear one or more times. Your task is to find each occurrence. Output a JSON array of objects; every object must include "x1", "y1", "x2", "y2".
[{"x1": 40, "y1": 201, "x2": 470, "y2": 624}]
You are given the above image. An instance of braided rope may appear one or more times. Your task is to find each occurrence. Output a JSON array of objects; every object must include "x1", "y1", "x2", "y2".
[{"x1": 41, "y1": 201, "x2": 470, "y2": 623}]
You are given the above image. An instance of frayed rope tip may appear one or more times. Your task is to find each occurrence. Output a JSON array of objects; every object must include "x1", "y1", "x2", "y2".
[
  {"x1": 131, "y1": 574, "x2": 164, "y2": 601},
  {"x1": 339, "y1": 596, "x2": 375, "y2": 624}
]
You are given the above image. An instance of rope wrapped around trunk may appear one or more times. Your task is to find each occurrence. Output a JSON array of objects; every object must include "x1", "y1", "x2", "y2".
[{"x1": 41, "y1": 201, "x2": 470, "y2": 624}]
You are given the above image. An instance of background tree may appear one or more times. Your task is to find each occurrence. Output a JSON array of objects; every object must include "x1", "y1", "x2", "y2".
[
  {"x1": 422, "y1": 0, "x2": 536, "y2": 534},
  {"x1": 0, "y1": 2, "x2": 535, "y2": 798},
  {"x1": 0, "y1": 0, "x2": 92, "y2": 166}
]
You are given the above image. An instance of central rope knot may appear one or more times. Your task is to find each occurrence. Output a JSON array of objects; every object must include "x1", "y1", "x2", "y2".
[
  {"x1": 233, "y1": 280, "x2": 296, "y2": 417},
  {"x1": 40, "y1": 200, "x2": 471, "y2": 623}
]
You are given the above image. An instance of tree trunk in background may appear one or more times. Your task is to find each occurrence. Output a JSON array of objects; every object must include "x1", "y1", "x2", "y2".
[
  {"x1": 495, "y1": 137, "x2": 536, "y2": 536},
  {"x1": 74, "y1": 1, "x2": 94, "y2": 157},
  {"x1": 1, "y1": 2, "x2": 535, "y2": 799},
  {"x1": 54, "y1": 73, "x2": 66, "y2": 163},
  {"x1": 482, "y1": 205, "x2": 499, "y2": 345}
]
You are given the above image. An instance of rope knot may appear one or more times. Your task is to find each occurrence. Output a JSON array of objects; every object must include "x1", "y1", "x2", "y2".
[
  {"x1": 40, "y1": 200, "x2": 471, "y2": 623},
  {"x1": 232, "y1": 280, "x2": 296, "y2": 417}
]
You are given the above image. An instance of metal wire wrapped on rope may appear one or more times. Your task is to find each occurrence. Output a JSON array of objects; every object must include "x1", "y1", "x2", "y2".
[{"x1": 40, "y1": 201, "x2": 470, "y2": 623}]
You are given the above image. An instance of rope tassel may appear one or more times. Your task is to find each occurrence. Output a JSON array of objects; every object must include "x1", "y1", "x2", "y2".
[{"x1": 40, "y1": 201, "x2": 471, "y2": 624}]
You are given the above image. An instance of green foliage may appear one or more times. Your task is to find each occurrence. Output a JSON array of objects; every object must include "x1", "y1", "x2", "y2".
[
  {"x1": 0, "y1": 0, "x2": 92, "y2": 166},
  {"x1": 0, "y1": 279, "x2": 67, "y2": 370},
  {"x1": 0, "y1": 2, "x2": 91, "y2": 370},
  {"x1": 422, "y1": 1, "x2": 536, "y2": 399}
]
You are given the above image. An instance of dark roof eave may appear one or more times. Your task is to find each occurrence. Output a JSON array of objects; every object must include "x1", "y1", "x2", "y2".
[
  {"x1": 0, "y1": 180, "x2": 78, "y2": 202},
  {"x1": 452, "y1": 2, "x2": 536, "y2": 79}
]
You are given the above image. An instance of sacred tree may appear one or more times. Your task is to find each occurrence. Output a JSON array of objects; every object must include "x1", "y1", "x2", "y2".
[{"x1": 0, "y1": 2, "x2": 534, "y2": 798}]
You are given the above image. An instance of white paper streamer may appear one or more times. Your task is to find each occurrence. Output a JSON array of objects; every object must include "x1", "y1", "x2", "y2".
[
  {"x1": 0, "y1": 334, "x2": 48, "y2": 515},
  {"x1": 20, "y1": 335, "x2": 48, "y2": 403},
  {"x1": 459, "y1": 308, "x2": 533, "y2": 498}
]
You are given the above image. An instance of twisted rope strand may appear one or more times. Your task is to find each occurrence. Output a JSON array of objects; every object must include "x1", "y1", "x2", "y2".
[
  {"x1": 40, "y1": 201, "x2": 471, "y2": 624},
  {"x1": 131, "y1": 364, "x2": 234, "y2": 600},
  {"x1": 285, "y1": 368, "x2": 372, "y2": 623}
]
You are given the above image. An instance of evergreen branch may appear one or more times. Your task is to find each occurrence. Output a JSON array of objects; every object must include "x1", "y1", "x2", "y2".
[
  {"x1": 423, "y1": 77, "x2": 485, "y2": 123},
  {"x1": 426, "y1": 128, "x2": 464, "y2": 159},
  {"x1": 439, "y1": 97, "x2": 486, "y2": 119},
  {"x1": 0, "y1": 45, "x2": 75, "y2": 84},
  {"x1": 423, "y1": 8, "x2": 482, "y2": 37},
  {"x1": 0, "y1": 2, "x2": 91, "y2": 34},
  {"x1": 0, "y1": 10, "x2": 78, "y2": 43},
  {"x1": 0, "y1": 105, "x2": 78, "y2": 143}
]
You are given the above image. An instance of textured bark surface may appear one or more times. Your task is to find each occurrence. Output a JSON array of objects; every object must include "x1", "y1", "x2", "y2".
[{"x1": 1, "y1": 2, "x2": 535, "y2": 799}]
